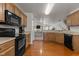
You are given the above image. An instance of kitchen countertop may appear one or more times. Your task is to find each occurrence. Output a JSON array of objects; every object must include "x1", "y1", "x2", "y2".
[
  {"x1": 0, "y1": 37, "x2": 15, "y2": 44},
  {"x1": 43, "y1": 30, "x2": 79, "y2": 35},
  {"x1": 19, "y1": 32, "x2": 30, "y2": 35},
  {"x1": 26, "y1": 32, "x2": 30, "y2": 34}
]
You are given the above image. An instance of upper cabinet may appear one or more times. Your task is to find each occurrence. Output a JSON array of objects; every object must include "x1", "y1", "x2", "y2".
[
  {"x1": 14, "y1": 6, "x2": 20, "y2": 16},
  {"x1": 19, "y1": 11, "x2": 24, "y2": 26},
  {"x1": 23, "y1": 15, "x2": 27, "y2": 26},
  {"x1": 5, "y1": 3, "x2": 15, "y2": 13},
  {"x1": 0, "y1": 3, "x2": 5, "y2": 22},
  {"x1": 19, "y1": 11, "x2": 27, "y2": 26},
  {"x1": 66, "y1": 15, "x2": 73, "y2": 26},
  {"x1": 66, "y1": 11, "x2": 79, "y2": 26},
  {"x1": 22, "y1": 14, "x2": 27, "y2": 26}
]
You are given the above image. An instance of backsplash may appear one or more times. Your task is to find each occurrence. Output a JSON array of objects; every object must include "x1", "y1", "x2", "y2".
[{"x1": 70, "y1": 26, "x2": 79, "y2": 32}]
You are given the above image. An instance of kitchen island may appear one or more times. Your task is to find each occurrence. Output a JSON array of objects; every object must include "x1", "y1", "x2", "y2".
[{"x1": 43, "y1": 30, "x2": 79, "y2": 52}]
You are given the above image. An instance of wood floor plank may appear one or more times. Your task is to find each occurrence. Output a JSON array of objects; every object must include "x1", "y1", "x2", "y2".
[{"x1": 24, "y1": 40, "x2": 79, "y2": 56}]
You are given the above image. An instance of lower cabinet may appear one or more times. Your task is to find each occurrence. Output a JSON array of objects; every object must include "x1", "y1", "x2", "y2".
[
  {"x1": 44, "y1": 32, "x2": 64, "y2": 44},
  {"x1": 0, "y1": 46, "x2": 15, "y2": 56},
  {"x1": 55, "y1": 33, "x2": 64, "y2": 44},
  {"x1": 26, "y1": 33, "x2": 30, "y2": 48},
  {"x1": 0, "y1": 39, "x2": 15, "y2": 56},
  {"x1": 72, "y1": 35, "x2": 79, "y2": 51},
  {"x1": 44, "y1": 32, "x2": 56, "y2": 42},
  {"x1": 48, "y1": 32, "x2": 56, "y2": 42}
]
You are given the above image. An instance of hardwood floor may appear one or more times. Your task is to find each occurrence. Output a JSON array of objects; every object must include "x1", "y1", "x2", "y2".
[{"x1": 24, "y1": 40, "x2": 79, "y2": 56}]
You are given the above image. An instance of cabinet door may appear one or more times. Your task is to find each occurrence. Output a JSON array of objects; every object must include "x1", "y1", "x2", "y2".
[
  {"x1": 67, "y1": 11, "x2": 79, "y2": 26},
  {"x1": 72, "y1": 35, "x2": 79, "y2": 51},
  {"x1": 44, "y1": 32, "x2": 48, "y2": 41},
  {"x1": 0, "y1": 3, "x2": 5, "y2": 22},
  {"x1": 48, "y1": 32, "x2": 56, "y2": 42},
  {"x1": 71, "y1": 12, "x2": 79, "y2": 25},
  {"x1": 66, "y1": 16, "x2": 72, "y2": 26},
  {"x1": 55, "y1": 33, "x2": 64, "y2": 44},
  {"x1": 26, "y1": 33, "x2": 30, "y2": 48},
  {"x1": 0, "y1": 46, "x2": 15, "y2": 56},
  {"x1": 15, "y1": 6, "x2": 20, "y2": 16},
  {"x1": 19, "y1": 11, "x2": 24, "y2": 26},
  {"x1": 0, "y1": 39, "x2": 15, "y2": 53},
  {"x1": 44, "y1": 32, "x2": 56, "y2": 42},
  {"x1": 23, "y1": 15, "x2": 27, "y2": 26},
  {"x1": 5, "y1": 3, "x2": 15, "y2": 13}
]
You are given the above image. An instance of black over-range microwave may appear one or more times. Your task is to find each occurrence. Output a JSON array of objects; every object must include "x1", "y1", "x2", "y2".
[{"x1": 5, "y1": 10, "x2": 21, "y2": 26}]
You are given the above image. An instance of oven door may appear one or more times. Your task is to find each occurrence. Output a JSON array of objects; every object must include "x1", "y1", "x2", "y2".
[
  {"x1": 15, "y1": 34, "x2": 26, "y2": 56},
  {"x1": 0, "y1": 28, "x2": 15, "y2": 37}
]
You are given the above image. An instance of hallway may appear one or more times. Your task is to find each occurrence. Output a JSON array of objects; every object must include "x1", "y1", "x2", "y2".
[{"x1": 24, "y1": 40, "x2": 79, "y2": 56}]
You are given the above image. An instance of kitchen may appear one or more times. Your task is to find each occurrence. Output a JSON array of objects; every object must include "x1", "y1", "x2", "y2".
[{"x1": 0, "y1": 3, "x2": 79, "y2": 56}]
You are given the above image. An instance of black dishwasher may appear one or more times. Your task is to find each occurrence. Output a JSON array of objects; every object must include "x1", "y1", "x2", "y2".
[{"x1": 64, "y1": 34, "x2": 73, "y2": 50}]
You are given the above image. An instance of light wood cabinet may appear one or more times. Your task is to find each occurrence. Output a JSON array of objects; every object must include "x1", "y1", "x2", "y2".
[
  {"x1": 19, "y1": 11, "x2": 24, "y2": 26},
  {"x1": 72, "y1": 35, "x2": 79, "y2": 52},
  {"x1": 19, "y1": 13, "x2": 27, "y2": 26},
  {"x1": 44, "y1": 32, "x2": 56, "y2": 42},
  {"x1": 66, "y1": 11, "x2": 79, "y2": 26},
  {"x1": 44, "y1": 32, "x2": 48, "y2": 42},
  {"x1": 26, "y1": 33, "x2": 30, "y2": 48},
  {"x1": 5, "y1": 3, "x2": 15, "y2": 13},
  {"x1": 14, "y1": 6, "x2": 20, "y2": 16},
  {"x1": 0, "y1": 3, "x2": 15, "y2": 23},
  {"x1": 0, "y1": 39, "x2": 15, "y2": 56},
  {"x1": 71, "y1": 12, "x2": 79, "y2": 25},
  {"x1": 0, "y1": 46, "x2": 15, "y2": 56},
  {"x1": 0, "y1": 3, "x2": 5, "y2": 22},
  {"x1": 55, "y1": 33, "x2": 64, "y2": 44},
  {"x1": 66, "y1": 16, "x2": 72, "y2": 26},
  {"x1": 0, "y1": 40, "x2": 14, "y2": 53},
  {"x1": 48, "y1": 32, "x2": 56, "y2": 42},
  {"x1": 23, "y1": 14, "x2": 27, "y2": 26},
  {"x1": 44, "y1": 32, "x2": 64, "y2": 44}
]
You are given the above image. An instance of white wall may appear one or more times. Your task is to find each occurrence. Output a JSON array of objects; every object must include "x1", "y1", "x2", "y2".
[
  {"x1": 25, "y1": 13, "x2": 34, "y2": 32},
  {"x1": 39, "y1": 17, "x2": 68, "y2": 30},
  {"x1": 25, "y1": 13, "x2": 34, "y2": 44},
  {"x1": 32, "y1": 16, "x2": 68, "y2": 31}
]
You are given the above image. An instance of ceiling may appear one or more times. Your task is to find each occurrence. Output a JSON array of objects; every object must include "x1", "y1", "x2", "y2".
[{"x1": 17, "y1": 3, "x2": 79, "y2": 22}]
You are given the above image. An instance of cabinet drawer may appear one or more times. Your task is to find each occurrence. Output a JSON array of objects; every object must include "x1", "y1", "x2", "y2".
[
  {"x1": 0, "y1": 46, "x2": 15, "y2": 56},
  {"x1": 0, "y1": 40, "x2": 15, "y2": 53}
]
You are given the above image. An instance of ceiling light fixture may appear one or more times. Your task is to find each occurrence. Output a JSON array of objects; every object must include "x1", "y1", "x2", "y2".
[{"x1": 45, "y1": 3, "x2": 55, "y2": 15}]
